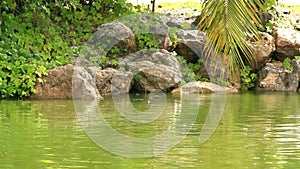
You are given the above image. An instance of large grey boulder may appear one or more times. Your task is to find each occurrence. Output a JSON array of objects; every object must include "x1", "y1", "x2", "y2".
[
  {"x1": 256, "y1": 62, "x2": 299, "y2": 92},
  {"x1": 119, "y1": 49, "x2": 182, "y2": 92},
  {"x1": 166, "y1": 16, "x2": 186, "y2": 29},
  {"x1": 31, "y1": 64, "x2": 101, "y2": 99},
  {"x1": 120, "y1": 49, "x2": 181, "y2": 70},
  {"x1": 175, "y1": 30, "x2": 205, "y2": 63},
  {"x1": 87, "y1": 22, "x2": 137, "y2": 59},
  {"x1": 149, "y1": 23, "x2": 172, "y2": 49},
  {"x1": 273, "y1": 28, "x2": 300, "y2": 60},
  {"x1": 247, "y1": 32, "x2": 276, "y2": 71}
]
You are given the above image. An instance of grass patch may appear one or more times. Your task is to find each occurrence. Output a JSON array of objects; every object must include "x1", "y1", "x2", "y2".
[
  {"x1": 156, "y1": 1, "x2": 202, "y2": 11},
  {"x1": 285, "y1": 5, "x2": 300, "y2": 11},
  {"x1": 279, "y1": 4, "x2": 300, "y2": 16}
]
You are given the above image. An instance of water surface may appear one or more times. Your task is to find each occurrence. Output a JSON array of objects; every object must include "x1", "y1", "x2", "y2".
[{"x1": 0, "y1": 92, "x2": 299, "y2": 168}]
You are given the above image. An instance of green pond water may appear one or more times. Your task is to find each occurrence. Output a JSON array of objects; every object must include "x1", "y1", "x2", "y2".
[{"x1": 0, "y1": 92, "x2": 300, "y2": 168}]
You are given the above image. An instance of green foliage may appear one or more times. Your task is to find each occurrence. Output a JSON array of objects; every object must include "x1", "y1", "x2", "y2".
[
  {"x1": 200, "y1": 77, "x2": 210, "y2": 82},
  {"x1": 260, "y1": 0, "x2": 277, "y2": 12},
  {"x1": 108, "y1": 46, "x2": 128, "y2": 67},
  {"x1": 186, "y1": 59, "x2": 203, "y2": 81},
  {"x1": 169, "y1": 27, "x2": 180, "y2": 49},
  {"x1": 175, "y1": 54, "x2": 187, "y2": 64},
  {"x1": 240, "y1": 66, "x2": 257, "y2": 91},
  {"x1": 210, "y1": 78, "x2": 230, "y2": 87},
  {"x1": 0, "y1": 14, "x2": 75, "y2": 98},
  {"x1": 295, "y1": 56, "x2": 300, "y2": 60},
  {"x1": 175, "y1": 55, "x2": 203, "y2": 83},
  {"x1": 256, "y1": 0, "x2": 277, "y2": 32},
  {"x1": 181, "y1": 67, "x2": 197, "y2": 83},
  {"x1": 174, "y1": 55, "x2": 194, "y2": 83},
  {"x1": 136, "y1": 34, "x2": 158, "y2": 50},
  {"x1": 283, "y1": 58, "x2": 293, "y2": 72},
  {"x1": 265, "y1": 22, "x2": 274, "y2": 33},
  {"x1": 188, "y1": 59, "x2": 203, "y2": 72},
  {"x1": 118, "y1": 66, "x2": 126, "y2": 72},
  {"x1": 0, "y1": 0, "x2": 137, "y2": 98},
  {"x1": 134, "y1": 73, "x2": 142, "y2": 82},
  {"x1": 117, "y1": 13, "x2": 162, "y2": 51}
]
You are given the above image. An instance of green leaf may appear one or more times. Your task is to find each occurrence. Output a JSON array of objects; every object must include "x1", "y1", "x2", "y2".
[{"x1": 199, "y1": 0, "x2": 264, "y2": 76}]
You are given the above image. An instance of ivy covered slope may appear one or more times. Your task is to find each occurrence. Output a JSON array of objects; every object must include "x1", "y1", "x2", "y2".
[{"x1": 0, "y1": 0, "x2": 138, "y2": 98}]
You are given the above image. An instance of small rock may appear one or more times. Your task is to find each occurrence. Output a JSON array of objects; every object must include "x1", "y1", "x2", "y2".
[
  {"x1": 111, "y1": 71, "x2": 134, "y2": 95},
  {"x1": 171, "y1": 81, "x2": 238, "y2": 95},
  {"x1": 95, "y1": 68, "x2": 133, "y2": 95},
  {"x1": 256, "y1": 61, "x2": 299, "y2": 92}
]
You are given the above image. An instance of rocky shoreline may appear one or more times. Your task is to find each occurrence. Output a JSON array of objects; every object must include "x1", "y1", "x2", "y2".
[{"x1": 31, "y1": 12, "x2": 300, "y2": 99}]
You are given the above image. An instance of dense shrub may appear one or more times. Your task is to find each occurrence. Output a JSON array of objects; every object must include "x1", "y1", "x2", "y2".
[{"x1": 0, "y1": 0, "x2": 136, "y2": 98}]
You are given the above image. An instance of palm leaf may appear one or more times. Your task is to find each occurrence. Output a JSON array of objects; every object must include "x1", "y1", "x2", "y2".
[{"x1": 198, "y1": 0, "x2": 264, "y2": 76}]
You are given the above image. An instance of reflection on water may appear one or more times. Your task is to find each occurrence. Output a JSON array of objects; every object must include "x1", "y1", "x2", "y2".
[{"x1": 0, "y1": 92, "x2": 299, "y2": 168}]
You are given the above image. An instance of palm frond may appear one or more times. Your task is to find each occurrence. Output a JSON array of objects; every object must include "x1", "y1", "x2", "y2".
[{"x1": 198, "y1": 0, "x2": 263, "y2": 76}]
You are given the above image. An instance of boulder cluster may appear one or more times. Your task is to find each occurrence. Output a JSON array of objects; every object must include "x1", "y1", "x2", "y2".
[
  {"x1": 31, "y1": 13, "x2": 300, "y2": 99},
  {"x1": 254, "y1": 28, "x2": 300, "y2": 92}
]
